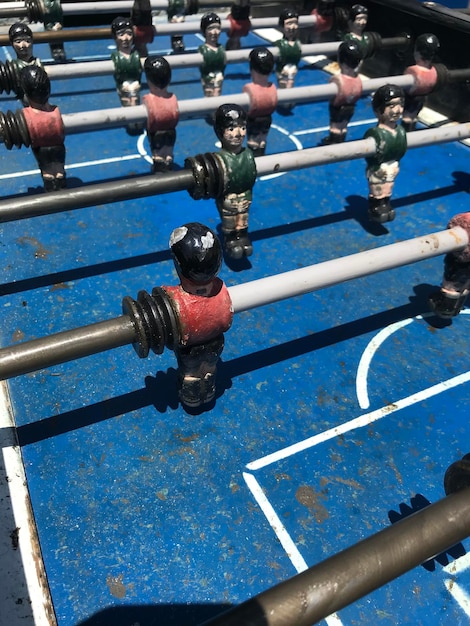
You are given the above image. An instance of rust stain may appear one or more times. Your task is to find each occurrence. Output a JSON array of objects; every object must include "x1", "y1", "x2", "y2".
[
  {"x1": 295, "y1": 485, "x2": 329, "y2": 523},
  {"x1": 12, "y1": 329, "x2": 25, "y2": 342},
  {"x1": 106, "y1": 574, "x2": 126, "y2": 599},
  {"x1": 174, "y1": 432, "x2": 200, "y2": 443},
  {"x1": 50, "y1": 283, "x2": 69, "y2": 291},
  {"x1": 16, "y1": 236, "x2": 51, "y2": 259}
]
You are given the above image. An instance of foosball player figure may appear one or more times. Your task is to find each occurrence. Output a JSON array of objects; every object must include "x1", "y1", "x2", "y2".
[
  {"x1": 275, "y1": 8, "x2": 302, "y2": 113},
  {"x1": 20, "y1": 65, "x2": 66, "y2": 192},
  {"x1": 214, "y1": 104, "x2": 257, "y2": 259},
  {"x1": 111, "y1": 17, "x2": 144, "y2": 135},
  {"x1": 131, "y1": 0, "x2": 155, "y2": 57},
  {"x1": 198, "y1": 13, "x2": 226, "y2": 98},
  {"x1": 310, "y1": 0, "x2": 335, "y2": 42},
  {"x1": 226, "y1": 0, "x2": 251, "y2": 51},
  {"x1": 165, "y1": 223, "x2": 233, "y2": 408},
  {"x1": 167, "y1": 0, "x2": 186, "y2": 53},
  {"x1": 342, "y1": 4, "x2": 369, "y2": 59},
  {"x1": 142, "y1": 56, "x2": 178, "y2": 173},
  {"x1": 429, "y1": 213, "x2": 470, "y2": 319},
  {"x1": 320, "y1": 39, "x2": 362, "y2": 145},
  {"x1": 402, "y1": 33, "x2": 440, "y2": 132},
  {"x1": 363, "y1": 84, "x2": 407, "y2": 224},
  {"x1": 43, "y1": 0, "x2": 66, "y2": 62},
  {"x1": 243, "y1": 47, "x2": 277, "y2": 157},
  {"x1": 8, "y1": 23, "x2": 43, "y2": 104}
]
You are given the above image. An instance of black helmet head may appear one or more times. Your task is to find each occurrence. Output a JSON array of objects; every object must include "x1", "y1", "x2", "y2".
[
  {"x1": 111, "y1": 16, "x2": 133, "y2": 37},
  {"x1": 317, "y1": 0, "x2": 335, "y2": 16},
  {"x1": 349, "y1": 4, "x2": 368, "y2": 21},
  {"x1": 338, "y1": 39, "x2": 363, "y2": 68},
  {"x1": 8, "y1": 22, "x2": 33, "y2": 43},
  {"x1": 9, "y1": 22, "x2": 33, "y2": 44},
  {"x1": 372, "y1": 83, "x2": 404, "y2": 114},
  {"x1": 249, "y1": 47, "x2": 274, "y2": 75},
  {"x1": 170, "y1": 223, "x2": 222, "y2": 283},
  {"x1": 144, "y1": 56, "x2": 171, "y2": 88},
  {"x1": 200, "y1": 12, "x2": 221, "y2": 34},
  {"x1": 278, "y1": 7, "x2": 298, "y2": 27},
  {"x1": 415, "y1": 33, "x2": 440, "y2": 61},
  {"x1": 214, "y1": 103, "x2": 247, "y2": 141},
  {"x1": 20, "y1": 65, "x2": 50, "y2": 104}
]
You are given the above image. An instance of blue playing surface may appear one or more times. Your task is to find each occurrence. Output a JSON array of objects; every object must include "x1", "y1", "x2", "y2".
[{"x1": 1, "y1": 22, "x2": 469, "y2": 626}]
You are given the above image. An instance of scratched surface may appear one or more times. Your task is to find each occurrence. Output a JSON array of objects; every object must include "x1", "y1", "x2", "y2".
[{"x1": 0, "y1": 19, "x2": 470, "y2": 626}]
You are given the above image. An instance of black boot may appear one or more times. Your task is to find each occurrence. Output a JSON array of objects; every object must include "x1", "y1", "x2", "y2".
[
  {"x1": 171, "y1": 35, "x2": 185, "y2": 53},
  {"x1": 428, "y1": 290, "x2": 467, "y2": 319},
  {"x1": 237, "y1": 228, "x2": 253, "y2": 257},
  {"x1": 223, "y1": 231, "x2": 244, "y2": 260},
  {"x1": 368, "y1": 196, "x2": 395, "y2": 224},
  {"x1": 319, "y1": 132, "x2": 345, "y2": 146}
]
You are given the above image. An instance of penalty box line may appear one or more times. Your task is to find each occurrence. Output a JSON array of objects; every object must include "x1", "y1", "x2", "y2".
[{"x1": 246, "y1": 370, "x2": 470, "y2": 471}]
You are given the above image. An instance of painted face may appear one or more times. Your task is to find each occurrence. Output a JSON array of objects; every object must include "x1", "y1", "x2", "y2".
[
  {"x1": 205, "y1": 23, "x2": 221, "y2": 46},
  {"x1": 12, "y1": 35, "x2": 33, "y2": 61},
  {"x1": 115, "y1": 28, "x2": 133, "y2": 52},
  {"x1": 222, "y1": 122, "x2": 246, "y2": 152},
  {"x1": 283, "y1": 17, "x2": 299, "y2": 40},
  {"x1": 381, "y1": 97, "x2": 404, "y2": 125},
  {"x1": 350, "y1": 13, "x2": 367, "y2": 35}
]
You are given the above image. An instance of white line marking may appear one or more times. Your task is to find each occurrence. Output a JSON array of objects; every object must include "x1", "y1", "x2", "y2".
[
  {"x1": 0, "y1": 153, "x2": 143, "y2": 180},
  {"x1": 259, "y1": 124, "x2": 304, "y2": 181},
  {"x1": 444, "y1": 581, "x2": 470, "y2": 617},
  {"x1": 247, "y1": 370, "x2": 470, "y2": 471},
  {"x1": 356, "y1": 310, "x2": 470, "y2": 410},
  {"x1": 356, "y1": 318, "x2": 415, "y2": 410},
  {"x1": 0, "y1": 382, "x2": 53, "y2": 625},
  {"x1": 444, "y1": 551, "x2": 470, "y2": 575},
  {"x1": 293, "y1": 117, "x2": 377, "y2": 137},
  {"x1": 243, "y1": 472, "x2": 343, "y2": 626}
]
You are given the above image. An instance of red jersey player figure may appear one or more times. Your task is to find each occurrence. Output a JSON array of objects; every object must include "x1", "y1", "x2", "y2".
[
  {"x1": 402, "y1": 33, "x2": 440, "y2": 132},
  {"x1": 214, "y1": 104, "x2": 257, "y2": 259},
  {"x1": 164, "y1": 222, "x2": 233, "y2": 408},
  {"x1": 429, "y1": 213, "x2": 470, "y2": 319},
  {"x1": 142, "y1": 56, "x2": 178, "y2": 173},
  {"x1": 363, "y1": 84, "x2": 407, "y2": 224},
  {"x1": 243, "y1": 47, "x2": 277, "y2": 157},
  {"x1": 320, "y1": 39, "x2": 363, "y2": 145},
  {"x1": 20, "y1": 65, "x2": 66, "y2": 192}
]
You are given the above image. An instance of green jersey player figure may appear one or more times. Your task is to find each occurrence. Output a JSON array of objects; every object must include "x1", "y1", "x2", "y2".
[
  {"x1": 111, "y1": 17, "x2": 144, "y2": 135},
  {"x1": 364, "y1": 84, "x2": 407, "y2": 224},
  {"x1": 214, "y1": 104, "x2": 257, "y2": 260}
]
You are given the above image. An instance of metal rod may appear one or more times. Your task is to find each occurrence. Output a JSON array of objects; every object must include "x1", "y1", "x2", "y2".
[
  {"x1": 0, "y1": 169, "x2": 195, "y2": 221},
  {"x1": 1, "y1": 122, "x2": 469, "y2": 223},
  {"x1": 59, "y1": 73, "x2": 418, "y2": 134},
  {"x1": 200, "y1": 487, "x2": 470, "y2": 626},
  {"x1": 44, "y1": 38, "x2": 339, "y2": 80},
  {"x1": 229, "y1": 225, "x2": 468, "y2": 312},
  {"x1": 0, "y1": 0, "x2": 301, "y2": 21},
  {"x1": 0, "y1": 225, "x2": 466, "y2": 380},
  {"x1": 0, "y1": 15, "x2": 318, "y2": 45}
]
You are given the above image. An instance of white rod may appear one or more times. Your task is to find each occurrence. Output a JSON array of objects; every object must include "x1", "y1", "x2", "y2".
[
  {"x1": 45, "y1": 42, "x2": 338, "y2": 79},
  {"x1": 61, "y1": 1, "x2": 169, "y2": 13},
  {"x1": 228, "y1": 226, "x2": 469, "y2": 313}
]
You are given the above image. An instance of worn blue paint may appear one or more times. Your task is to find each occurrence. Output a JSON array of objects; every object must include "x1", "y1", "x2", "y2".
[{"x1": 0, "y1": 26, "x2": 469, "y2": 626}]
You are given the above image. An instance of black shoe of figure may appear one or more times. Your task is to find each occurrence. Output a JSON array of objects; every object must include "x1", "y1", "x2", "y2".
[
  {"x1": 171, "y1": 36, "x2": 185, "y2": 53},
  {"x1": 224, "y1": 232, "x2": 244, "y2": 260},
  {"x1": 428, "y1": 290, "x2": 467, "y2": 319},
  {"x1": 319, "y1": 133, "x2": 345, "y2": 146},
  {"x1": 368, "y1": 197, "x2": 395, "y2": 224},
  {"x1": 237, "y1": 228, "x2": 253, "y2": 257}
]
